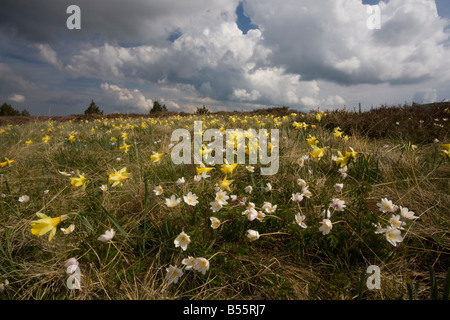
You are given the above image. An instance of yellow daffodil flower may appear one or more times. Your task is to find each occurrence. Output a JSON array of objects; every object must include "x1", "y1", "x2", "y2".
[
  {"x1": 310, "y1": 145, "x2": 326, "y2": 159},
  {"x1": 345, "y1": 147, "x2": 358, "y2": 159},
  {"x1": 108, "y1": 167, "x2": 130, "y2": 187},
  {"x1": 31, "y1": 212, "x2": 69, "y2": 241},
  {"x1": 334, "y1": 151, "x2": 349, "y2": 167},
  {"x1": 441, "y1": 144, "x2": 450, "y2": 159},
  {"x1": 442, "y1": 150, "x2": 449, "y2": 159},
  {"x1": 306, "y1": 135, "x2": 319, "y2": 146},
  {"x1": 333, "y1": 128, "x2": 343, "y2": 138},
  {"x1": 151, "y1": 152, "x2": 164, "y2": 163},
  {"x1": 315, "y1": 113, "x2": 322, "y2": 122},
  {"x1": 0, "y1": 158, "x2": 14, "y2": 168},
  {"x1": 70, "y1": 172, "x2": 89, "y2": 191},
  {"x1": 220, "y1": 161, "x2": 238, "y2": 175},
  {"x1": 408, "y1": 141, "x2": 417, "y2": 151},
  {"x1": 196, "y1": 164, "x2": 214, "y2": 175},
  {"x1": 120, "y1": 144, "x2": 131, "y2": 153},
  {"x1": 219, "y1": 177, "x2": 234, "y2": 191}
]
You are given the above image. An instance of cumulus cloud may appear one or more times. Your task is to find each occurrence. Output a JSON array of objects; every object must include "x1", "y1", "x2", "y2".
[
  {"x1": 35, "y1": 43, "x2": 63, "y2": 69},
  {"x1": 413, "y1": 88, "x2": 438, "y2": 103},
  {"x1": 1, "y1": 0, "x2": 449, "y2": 114},
  {"x1": 101, "y1": 83, "x2": 153, "y2": 112},
  {"x1": 244, "y1": 0, "x2": 450, "y2": 85},
  {"x1": 8, "y1": 93, "x2": 25, "y2": 103}
]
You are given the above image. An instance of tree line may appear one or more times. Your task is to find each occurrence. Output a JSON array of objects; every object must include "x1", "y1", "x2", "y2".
[
  {"x1": 0, "y1": 102, "x2": 30, "y2": 116},
  {"x1": 1, "y1": 99, "x2": 211, "y2": 116}
]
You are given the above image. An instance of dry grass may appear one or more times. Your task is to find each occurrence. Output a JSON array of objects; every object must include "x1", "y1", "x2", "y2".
[{"x1": 0, "y1": 103, "x2": 449, "y2": 300}]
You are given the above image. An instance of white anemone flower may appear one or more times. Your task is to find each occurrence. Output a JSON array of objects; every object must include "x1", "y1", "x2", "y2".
[
  {"x1": 183, "y1": 192, "x2": 199, "y2": 206},
  {"x1": 153, "y1": 185, "x2": 163, "y2": 196},
  {"x1": 165, "y1": 265, "x2": 183, "y2": 285},
  {"x1": 294, "y1": 213, "x2": 307, "y2": 228},
  {"x1": 165, "y1": 195, "x2": 181, "y2": 207},
  {"x1": 193, "y1": 258, "x2": 210, "y2": 275},
  {"x1": 174, "y1": 231, "x2": 191, "y2": 251},
  {"x1": 319, "y1": 219, "x2": 333, "y2": 235},
  {"x1": 399, "y1": 206, "x2": 419, "y2": 220},
  {"x1": 385, "y1": 226, "x2": 403, "y2": 247},
  {"x1": 209, "y1": 217, "x2": 221, "y2": 229},
  {"x1": 247, "y1": 229, "x2": 260, "y2": 241},
  {"x1": 97, "y1": 229, "x2": 115, "y2": 242}
]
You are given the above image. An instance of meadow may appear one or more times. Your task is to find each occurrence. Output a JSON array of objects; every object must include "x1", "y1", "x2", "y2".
[{"x1": 0, "y1": 102, "x2": 449, "y2": 300}]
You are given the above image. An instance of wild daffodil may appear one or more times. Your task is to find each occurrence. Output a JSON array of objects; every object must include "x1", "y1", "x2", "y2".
[
  {"x1": 310, "y1": 145, "x2": 326, "y2": 159},
  {"x1": 31, "y1": 212, "x2": 69, "y2": 241},
  {"x1": 108, "y1": 167, "x2": 130, "y2": 187},
  {"x1": 120, "y1": 144, "x2": 131, "y2": 153},
  {"x1": 151, "y1": 152, "x2": 164, "y2": 163},
  {"x1": 70, "y1": 171, "x2": 89, "y2": 191},
  {"x1": 220, "y1": 161, "x2": 238, "y2": 175},
  {"x1": 219, "y1": 177, "x2": 233, "y2": 192},
  {"x1": 196, "y1": 163, "x2": 214, "y2": 175},
  {"x1": 0, "y1": 158, "x2": 14, "y2": 168},
  {"x1": 306, "y1": 135, "x2": 319, "y2": 146}
]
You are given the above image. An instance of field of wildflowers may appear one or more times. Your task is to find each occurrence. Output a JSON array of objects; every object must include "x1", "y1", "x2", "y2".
[{"x1": 0, "y1": 102, "x2": 449, "y2": 300}]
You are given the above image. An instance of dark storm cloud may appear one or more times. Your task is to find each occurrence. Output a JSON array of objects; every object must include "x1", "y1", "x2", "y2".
[{"x1": 1, "y1": 0, "x2": 449, "y2": 115}]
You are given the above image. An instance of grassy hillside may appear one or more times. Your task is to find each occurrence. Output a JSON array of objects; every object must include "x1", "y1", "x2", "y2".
[{"x1": 0, "y1": 102, "x2": 449, "y2": 300}]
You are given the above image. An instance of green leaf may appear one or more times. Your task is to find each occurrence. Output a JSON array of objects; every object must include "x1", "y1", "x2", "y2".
[
  {"x1": 443, "y1": 268, "x2": 450, "y2": 300},
  {"x1": 407, "y1": 282, "x2": 414, "y2": 300},
  {"x1": 104, "y1": 208, "x2": 128, "y2": 240},
  {"x1": 429, "y1": 266, "x2": 439, "y2": 300},
  {"x1": 80, "y1": 215, "x2": 94, "y2": 234},
  {"x1": 358, "y1": 268, "x2": 365, "y2": 300}
]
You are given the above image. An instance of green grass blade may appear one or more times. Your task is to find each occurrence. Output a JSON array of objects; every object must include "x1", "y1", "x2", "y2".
[
  {"x1": 429, "y1": 266, "x2": 439, "y2": 300},
  {"x1": 443, "y1": 268, "x2": 450, "y2": 300},
  {"x1": 358, "y1": 268, "x2": 365, "y2": 300},
  {"x1": 407, "y1": 282, "x2": 414, "y2": 300}
]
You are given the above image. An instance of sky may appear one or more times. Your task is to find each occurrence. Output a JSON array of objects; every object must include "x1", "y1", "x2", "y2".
[{"x1": 0, "y1": 0, "x2": 449, "y2": 116}]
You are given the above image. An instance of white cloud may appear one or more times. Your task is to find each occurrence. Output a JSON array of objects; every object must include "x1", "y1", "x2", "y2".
[
  {"x1": 4, "y1": 0, "x2": 449, "y2": 115},
  {"x1": 35, "y1": 43, "x2": 62, "y2": 69},
  {"x1": 232, "y1": 89, "x2": 261, "y2": 101},
  {"x1": 101, "y1": 83, "x2": 153, "y2": 112},
  {"x1": 8, "y1": 93, "x2": 25, "y2": 103},
  {"x1": 244, "y1": 0, "x2": 450, "y2": 85},
  {"x1": 239, "y1": 66, "x2": 320, "y2": 107},
  {"x1": 413, "y1": 88, "x2": 438, "y2": 103}
]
